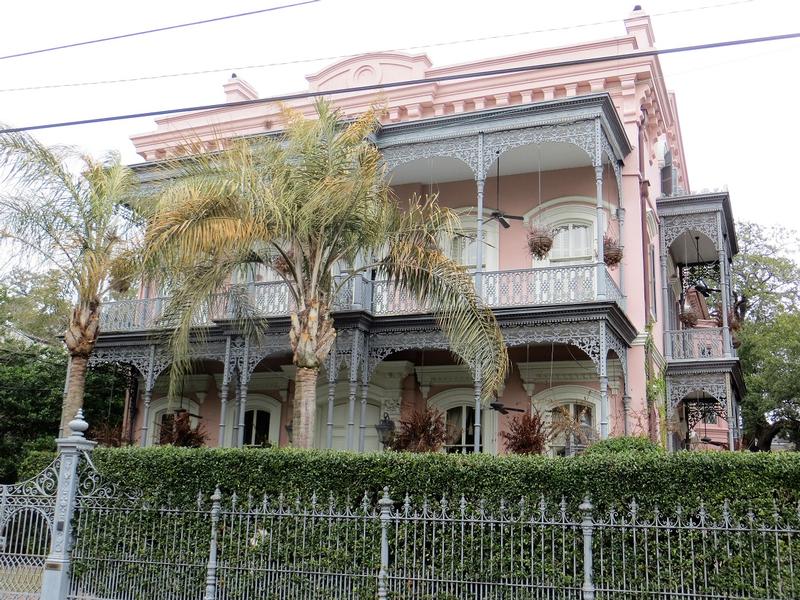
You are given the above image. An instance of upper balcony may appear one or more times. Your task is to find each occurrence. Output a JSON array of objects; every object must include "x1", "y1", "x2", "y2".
[{"x1": 100, "y1": 264, "x2": 623, "y2": 333}]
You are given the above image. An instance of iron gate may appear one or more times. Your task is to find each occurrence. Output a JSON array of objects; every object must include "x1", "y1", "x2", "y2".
[{"x1": 0, "y1": 459, "x2": 58, "y2": 600}]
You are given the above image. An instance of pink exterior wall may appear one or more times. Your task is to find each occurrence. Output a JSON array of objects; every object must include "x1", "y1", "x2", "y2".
[{"x1": 120, "y1": 7, "x2": 738, "y2": 452}]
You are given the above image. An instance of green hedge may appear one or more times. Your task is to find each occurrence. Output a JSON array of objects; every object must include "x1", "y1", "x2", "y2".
[
  {"x1": 582, "y1": 435, "x2": 663, "y2": 455},
  {"x1": 18, "y1": 446, "x2": 800, "y2": 513}
]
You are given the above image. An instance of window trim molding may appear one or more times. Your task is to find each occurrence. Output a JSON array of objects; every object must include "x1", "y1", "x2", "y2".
[
  {"x1": 225, "y1": 393, "x2": 282, "y2": 447},
  {"x1": 427, "y1": 387, "x2": 497, "y2": 454},
  {"x1": 148, "y1": 396, "x2": 200, "y2": 447},
  {"x1": 448, "y1": 207, "x2": 500, "y2": 272}
]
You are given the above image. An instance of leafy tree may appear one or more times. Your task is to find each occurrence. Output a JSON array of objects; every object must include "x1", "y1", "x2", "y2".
[
  {"x1": 143, "y1": 100, "x2": 507, "y2": 448},
  {"x1": 0, "y1": 132, "x2": 141, "y2": 434},
  {"x1": 732, "y1": 221, "x2": 800, "y2": 322},
  {"x1": 732, "y1": 221, "x2": 800, "y2": 450},
  {"x1": 0, "y1": 268, "x2": 71, "y2": 340},
  {"x1": 737, "y1": 313, "x2": 800, "y2": 450},
  {"x1": 0, "y1": 338, "x2": 126, "y2": 483}
]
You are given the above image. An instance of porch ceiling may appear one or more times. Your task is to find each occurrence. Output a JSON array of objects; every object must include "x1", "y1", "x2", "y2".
[{"x1": 387, "y1": 142, "x2": 590, "y2": 185}]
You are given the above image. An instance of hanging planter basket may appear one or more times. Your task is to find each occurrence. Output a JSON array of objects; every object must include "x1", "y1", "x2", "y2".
[
  {"x1": 603, "y1": 235, "x2": 623, "y2": 267},
  {"x1": 680, "y1": 308, "x2": 699, "y2": 327},
  {"x1": 527, "y1": 224, "x2": 554, "y2": 260}
]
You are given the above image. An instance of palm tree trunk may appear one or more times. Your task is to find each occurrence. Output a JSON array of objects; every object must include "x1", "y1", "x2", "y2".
[
  {"x1": 60, "y1": 301, "x2": 101, "y2": 436},
  {"x1": 60, "y1": 354, "x2": 89, "y2": 436},
  {"x1": 294, "y1": 367, "x2": 319, "y2": 448}
]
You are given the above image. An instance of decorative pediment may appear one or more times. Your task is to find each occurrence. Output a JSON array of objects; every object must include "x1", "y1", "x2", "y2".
[{"x1": 306, "y1": 52, "x2": 432, "y2": 92}]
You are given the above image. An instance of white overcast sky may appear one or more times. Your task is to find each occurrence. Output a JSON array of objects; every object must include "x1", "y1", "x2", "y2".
[{"x1": 1, "y1": 0, "x2": 798, "y2": 229}]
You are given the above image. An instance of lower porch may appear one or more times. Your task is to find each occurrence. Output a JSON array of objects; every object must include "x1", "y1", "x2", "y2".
[{"x1": 116, "y1": 345, "x2": 632, "y2": 456}]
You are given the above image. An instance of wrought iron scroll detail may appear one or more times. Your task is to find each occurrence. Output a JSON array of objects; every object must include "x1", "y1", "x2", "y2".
[
  {"x1": 503, "y1": 322, "x2": 603, "y2": 370},
  {"x1": 661, "y1": 212, "x2": 721, "y2": 252},
  {"x1": 668, "y1": 372, "x2": 727, "y2": 407},
  {"x1": 482, "y1": 121, "x2": 596, "y2": 175},
  {"x1": 367, "y1": 329, "x2": 449, "y2": 376},
  {"x1": 89, "y1": 344, "x2": 172, "y2": 383},
  {"x1": 381, "y1": 136, "x2": 480, "y2": 175},
  {"x1": 684, "y1": 398, "x2": 728, "y2": 431}
]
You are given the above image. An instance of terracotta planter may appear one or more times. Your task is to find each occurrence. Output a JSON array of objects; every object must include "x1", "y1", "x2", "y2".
[
  {"x1": 603, "y1": 236, "x2": 623, "y2": 267},
  {"x1": 527, "y1": 225, "x2": 554, "y2": 259}
]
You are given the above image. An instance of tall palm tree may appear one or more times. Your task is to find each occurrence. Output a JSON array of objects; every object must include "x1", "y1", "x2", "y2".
[
  {"x1": 0, "y1": 131, "x2": 140, "y2": 435},
  {"x1": 144, "y1": 100, "x2": 508, "y2": 448}
]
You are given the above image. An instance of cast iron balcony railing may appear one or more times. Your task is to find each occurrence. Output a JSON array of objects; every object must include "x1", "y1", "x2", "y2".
[
  {"x1": 99, "y1": 265, "x2": 623, "y2": 332},
  {"x1": 667, "y1": 327, "x2": 727, "y2": 360}
]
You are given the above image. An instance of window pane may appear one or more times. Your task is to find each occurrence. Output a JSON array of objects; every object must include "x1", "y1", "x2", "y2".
[
  {"x1": 573, "y1": 225, "x2": 590, "y2": 256},
  {"x1": 464, "y1": 406, "x2": 476, "y2": 451},
  {"x1": 446, "y1": 407, "x2": 463, "y2": 452},
  {"x1": 244, "y1": 410, "x2": 255, "y2": 445},
  {"x1": 255, "y1": 410, "x2": 270, "y2": 445}
]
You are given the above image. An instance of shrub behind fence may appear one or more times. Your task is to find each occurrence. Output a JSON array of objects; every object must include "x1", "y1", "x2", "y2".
[{"x1": 59, "y1": 487, "x2": 800, "y2": 600}]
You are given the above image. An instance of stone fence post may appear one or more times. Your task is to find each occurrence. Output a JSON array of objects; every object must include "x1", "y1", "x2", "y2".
[
  {"x1": 377, "y1": 487, "x2": 393, "y2": 600},
  {"x1": 203, "y1": 487, "x2": 222, "y2": 600},
  {"x1": 40, "y1": 410, "x2": 96, "y2": 600},
  {"x1": 580, "y1": 496, "x2": 596, "y2": 600}
]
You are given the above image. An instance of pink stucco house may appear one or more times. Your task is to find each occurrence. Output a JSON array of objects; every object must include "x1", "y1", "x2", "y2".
[{"x1": 94, "y1": 7, "x2": 742, "y2": 454}]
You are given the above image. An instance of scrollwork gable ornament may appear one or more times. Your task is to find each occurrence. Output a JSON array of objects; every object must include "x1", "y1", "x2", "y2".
[
  {"x1": 382, "y1": 137, "x2": 480, "y2": 175},
  {"x1": 482, "y1": 120, "x2": 596, "y2": 175},
  {"x1": 661, "y1": 213, "x2": 720, "y2": 252},
  {"x1": 668, "y1": 372, "x2": 727, "y2": 408}
]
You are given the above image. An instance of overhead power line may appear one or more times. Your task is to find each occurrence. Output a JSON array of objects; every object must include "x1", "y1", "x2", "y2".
[
  {"x1": 0, "y1": 0, "x2": 755, "y2": 93},
  {"x1": 0, "y1": 0, "x2": 320, "y2": 62},
  {"x1": 1, "y1": 31, "x2": 797, "y2": 135}
]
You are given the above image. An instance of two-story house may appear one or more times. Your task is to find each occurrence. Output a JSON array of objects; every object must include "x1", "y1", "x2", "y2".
[{"x1": 92, "y1": 7, "x2": 743, "y2": 454}]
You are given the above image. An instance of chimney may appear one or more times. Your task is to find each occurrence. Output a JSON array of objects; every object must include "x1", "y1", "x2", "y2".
[
  {"x1": 624, "y1": 5, "x2": 656, "y2": 49},
  {"x1": 223, "y1": 73, "x2": 258, "y2": 103}
]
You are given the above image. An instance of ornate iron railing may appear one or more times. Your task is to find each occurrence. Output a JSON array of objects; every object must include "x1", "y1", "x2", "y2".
[
  {"x1": 481, "y1": 265, "x2": 596, "y2": 308},
  {"x1": 668, "y1": 327, "x2": 726, "y2": 359},
  {"x1": 604, "y1": 268, "x2": 624, "y2": 305},
  {"x1": 100, "y1": 266, "x2": 624, "y2": 332}
]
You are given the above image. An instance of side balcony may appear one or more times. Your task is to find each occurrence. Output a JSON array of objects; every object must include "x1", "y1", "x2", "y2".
[
  {"x1": 100, "y1": 264, "x2": 624, "y2": 333},
  {"x1": 665, "y1": 327, "x2": 734, "y2": 361}
]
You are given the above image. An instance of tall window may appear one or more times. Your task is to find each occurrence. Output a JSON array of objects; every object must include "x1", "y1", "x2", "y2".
[
  {"x1": 444, "y1": 213, "x2": 498, "y2": 272},
  {"x1": 449, "y1": 230, "x2": 488, "y2": 271},
  {"x1": 550, "y1": 403, "x2": 594, "y2": 456},
  {"x1": 243, "y1": 409, "x2": 271, "y2": 446},
  {"x1": 550, "y1": 223, "x2": 592, "y2": 261},
  {"x1": 649, "y1": 245, "x2": 658, "y2": 321},
  {"x1": 444, "y1": 405, "x2": 478, "y2": 453}
]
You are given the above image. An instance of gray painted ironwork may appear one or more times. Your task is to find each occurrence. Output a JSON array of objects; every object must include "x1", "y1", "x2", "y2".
[
  {"x1": 99, "y1": 265, "x2": 624, "y2": 331},
  {"x1": 0, "y1": 457, "x2": 58, "y2": 599},
  {"x1": 668, "y1": 328, "x2": 726, "y2": 360}
]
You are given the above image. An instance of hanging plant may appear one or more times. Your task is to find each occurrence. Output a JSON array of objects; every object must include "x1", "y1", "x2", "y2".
[
  {"x1": 603, "y1": 235, "x2": 623, "y2": 267},
  {"x1": 527, "y1": 224, "x2": 554, "y2": 259},
  {"x1": 680, "y1": 308, "x2": 699, "y2": 327}
]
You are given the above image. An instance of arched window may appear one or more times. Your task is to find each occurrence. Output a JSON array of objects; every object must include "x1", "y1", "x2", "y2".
[
  {"x1": 427, "y1": 388, "x2": 496, "y2": 454},
  {"x1": 225, "y1": 394, "x2": 282, "y2": 447},
  {"x1": 550, "y1": 403, "x2": 595, "y2": 456},
  {"x1": 148, "y1": 397, "x2": 201, "y2": 447},
  {"x1": 445, "y1": 210, "x2": 499, "y2": 272},
  {"x1": 531, "y1": 385, "x2": 600, "y2": 457},
  {"x1": 523, "y1": 198, "x2": 599, "y2": 266},
  {"x1": 443, "y1": 404, "x2": 477, "y2": 453}
]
